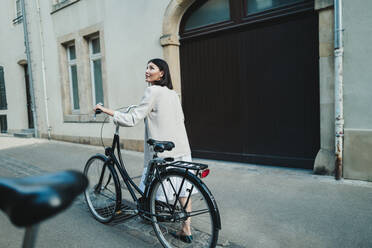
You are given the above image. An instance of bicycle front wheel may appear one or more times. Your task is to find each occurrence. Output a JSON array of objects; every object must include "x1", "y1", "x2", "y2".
[
  {"x1": 148, "y1": 169, "x2": 220, "y2": 248},
  {"x1": 84, "y1": 155, "x2": 121, "y2": 223}
]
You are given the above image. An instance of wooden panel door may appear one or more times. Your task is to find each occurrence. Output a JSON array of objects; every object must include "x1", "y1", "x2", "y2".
[{"x1": 180, "y1": 11, "x2": 319, "y2": 169}]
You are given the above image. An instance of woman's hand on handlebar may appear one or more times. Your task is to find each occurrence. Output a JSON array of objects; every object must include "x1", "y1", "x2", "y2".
[
  {"x1": 93, "y1": 104, "x2": 114, "y2": 117},
  {"x1": 93, "y1": 103, "x2": 103, "y2": 112}
]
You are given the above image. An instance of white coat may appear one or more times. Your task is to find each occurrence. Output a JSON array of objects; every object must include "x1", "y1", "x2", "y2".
[{"x1": 113, "y1": 85, "x2": 191, "y2": 192}]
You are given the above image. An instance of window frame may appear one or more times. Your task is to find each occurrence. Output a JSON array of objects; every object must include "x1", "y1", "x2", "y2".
[
  {"x1": 180, "y1": 0, "x2": 314, "y2": 39},
  {"x1": 242, "y1": 0, "x2": 312, "y2": 22},
  {"x1": 183, "y1": 0, "x2": 233, "y2": 32},
  {"x1": 13, "y1": 0, "x2": 23, "y2": 24},
  {"x1": 51, "y1": 0, "x2": 80, "y2": 14},
  {"x1": 57, "y1": 25, "x2": 108, "y2": 123},
  {"x1": 67, "y1": 44, "x2": 80, "y2": 112},
  {"x1": 88, "y1": 36, "x2": 104, "y2": 106}
]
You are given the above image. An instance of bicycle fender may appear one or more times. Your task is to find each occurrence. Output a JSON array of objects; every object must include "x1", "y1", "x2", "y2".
[{"x1": 92, "y1": 153, "x2": 109, "y2": 163}]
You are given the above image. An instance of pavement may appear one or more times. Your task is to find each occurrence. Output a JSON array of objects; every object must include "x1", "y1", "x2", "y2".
[{"x1": 0, "y1": 135, "x2": 372, "y2": 248}]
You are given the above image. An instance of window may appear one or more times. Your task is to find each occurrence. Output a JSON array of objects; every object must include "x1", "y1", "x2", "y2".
[
  {"x1": 58, "y1": 26, "x2": 107, "y2": 123},
  {"x1": 13, "y1": 0, "x2": 23, "y2": 24},
  {"x1": 51, "y1": 0, "x2": 80, "y2": 14},
  {"x1": 246, "y1": 0, "x2": 306, "y2": 15},
  {"x1": 89, "y1": 37, "x2": 104, "y2": 106},
  {"x1": 184, "y1": 0, "x2": 230, "y2": 31},
  {"x1": 0, "y1": 66, "x2": 7, "y2": 110},
  {"x1": 67, "y1": 44, "x2": 80, "y2": 111},
  {"x1": 181, "y1": 0, "x2": 313, "y2": 37}
]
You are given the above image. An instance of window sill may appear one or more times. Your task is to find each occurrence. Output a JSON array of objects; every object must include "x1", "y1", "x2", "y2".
[
  {"x1": 63, "y1": 114, "x2": 109, "y2": 123},
  {"x1": 51, "y1": 0, "x2": 80, "y2": 14}
]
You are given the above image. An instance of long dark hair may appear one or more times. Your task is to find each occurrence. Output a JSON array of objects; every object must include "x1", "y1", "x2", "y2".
[{"x1": 147, "y1": 58, "x2": 173, "y2": 90}]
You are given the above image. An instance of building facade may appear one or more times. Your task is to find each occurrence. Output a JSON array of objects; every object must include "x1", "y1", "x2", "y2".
[{"x1": 0, "y1": 0, "x2": 371, "y2": 181}]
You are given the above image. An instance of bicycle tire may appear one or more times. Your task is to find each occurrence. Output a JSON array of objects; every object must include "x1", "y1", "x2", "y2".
[
  {"x1": 148, "y1": 169, "x2": 220, "y2": 248},
  {"x1": 84, "y1": 155, "x2": 122, "y2": 223}
]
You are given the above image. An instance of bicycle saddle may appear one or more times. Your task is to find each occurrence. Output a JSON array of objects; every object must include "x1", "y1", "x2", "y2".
[
  {"x1": 147, "y1": 139, "x2": 175, "y2": 153},
  {"x1": 0, "y1": 170, "x2": 88, "y2": 227}
]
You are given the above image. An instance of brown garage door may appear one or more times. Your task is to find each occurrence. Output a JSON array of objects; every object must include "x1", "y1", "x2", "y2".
[{"x1": 180, "y1": 1, "x2": 319, "y2": 169}]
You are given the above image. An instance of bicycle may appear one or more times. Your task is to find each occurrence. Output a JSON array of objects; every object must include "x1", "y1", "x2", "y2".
[
  {"x1": 0, "y1": 170, "x2": 88, "y2": 248},
  {"x1": 84, "y1": 107, "x2": 221, "y2": 247}
]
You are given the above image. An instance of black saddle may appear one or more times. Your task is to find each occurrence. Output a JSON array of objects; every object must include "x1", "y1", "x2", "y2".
[
  {"x1": 147, "y1": 139, "x2": 175, "y2": 153},
  {"x1": 0, "y1": 170, "x2": 88, "y2": 227}
]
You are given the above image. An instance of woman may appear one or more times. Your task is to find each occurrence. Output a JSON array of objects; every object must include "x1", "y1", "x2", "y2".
[{"x1": 93, "y1": 58, "x2": 193, "y2": 243}]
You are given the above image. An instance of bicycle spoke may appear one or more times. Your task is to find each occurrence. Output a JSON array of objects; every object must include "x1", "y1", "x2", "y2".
[
  {"x1": 84, "y1": 156, "x2": 120, "y2": 223},
  {"x1": 149, "y1": 172, "x2": 219, "y2": 247}
]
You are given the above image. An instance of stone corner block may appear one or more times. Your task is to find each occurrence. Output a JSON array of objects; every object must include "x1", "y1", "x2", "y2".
[
  {"x1": 344, "y1": 129, "x2": 372, "y2": 182},
  {"x1": 313, "y1": 148, "x2": 335, "y2": 175},
  {"x1": 315, "y1": 0, "x2": 333, "y2": 10},
  {"x1": 160, "y1": 34, "x2": 180, "y2": 47}
]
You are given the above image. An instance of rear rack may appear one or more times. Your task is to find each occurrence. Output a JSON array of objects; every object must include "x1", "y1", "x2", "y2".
[{"x1": 167, "y1": 161, "x2": 208, "y2": 171}]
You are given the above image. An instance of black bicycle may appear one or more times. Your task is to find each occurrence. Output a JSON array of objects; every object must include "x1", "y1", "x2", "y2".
[{"x1": 84, "y1": 107, "x2": 221, "y2": 247}]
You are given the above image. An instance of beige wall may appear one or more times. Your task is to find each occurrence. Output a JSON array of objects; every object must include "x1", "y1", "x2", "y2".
[
  {"x1": 3, "y1": 0, "x2": 372, "y2": 181},
  {"x1": 0, "y1": 0, "x2": 29, "y2": 132},
  {"x1": 24, "y1": 0, "x2": 170, "y2": 145},
  {"x1": 342, "y1": 0, "x2": 372, "y2": 181}
]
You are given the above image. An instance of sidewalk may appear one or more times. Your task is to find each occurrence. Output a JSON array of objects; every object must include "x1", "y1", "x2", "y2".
[{"x1": 1, "y1": 135, "x2": 371, "y2": 248}]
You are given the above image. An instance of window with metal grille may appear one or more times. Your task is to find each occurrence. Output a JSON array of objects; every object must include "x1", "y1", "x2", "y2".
[
  {"x1": 13, "y1": 0, "x2": 23, "y2": 24},
  {"x1": 0, "y1": 66, "x2": 8, "y2": 110}
]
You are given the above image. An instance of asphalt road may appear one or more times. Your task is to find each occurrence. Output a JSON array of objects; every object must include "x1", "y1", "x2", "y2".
[{"x1": 1, "y1": 136, "x2": 372, "y2": 248}]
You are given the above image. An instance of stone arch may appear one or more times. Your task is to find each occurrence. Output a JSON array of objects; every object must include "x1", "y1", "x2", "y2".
[{"x1": 160, "y1": 0, "x2": 195, "y2": 95}]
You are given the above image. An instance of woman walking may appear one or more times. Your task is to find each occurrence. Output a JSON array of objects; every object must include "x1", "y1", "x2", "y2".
[{"x1": 93, "y1": 58, "x2": 193, "y2": 243}]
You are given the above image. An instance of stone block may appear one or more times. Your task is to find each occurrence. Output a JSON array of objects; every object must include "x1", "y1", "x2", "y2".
[
  {"x1": 318, "y1": 8, "x2": 334, "y2": 58},
  {"x1": 314, "y1": 148, "x2": 335, "y2": 175},
  {"x1": 315, "y1": 0, "x2": 333, "y2": 10},
  {"x1": 121, "y1": 139, "x2": 144, "y2": 152},
  {"x1": 79, "y1": 136, "x2": 90, "y2": 145},
  {"x1": 319, "y1": 42, "x2": 333, "y2": 57},
  {"x1": 319, "y1": 56, "x2": 334, "y2": 151},
  {"x1": 344, "y1": 129, "x2": 372, "y2": 181}
]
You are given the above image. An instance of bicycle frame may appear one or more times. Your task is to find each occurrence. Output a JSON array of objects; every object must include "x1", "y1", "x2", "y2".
[
  {"x1": 95, "y1": 123, "x2": 216, "y2": 222},
  {"x1": 103, "y1": 125, "x2": 144, "y2": 203}
]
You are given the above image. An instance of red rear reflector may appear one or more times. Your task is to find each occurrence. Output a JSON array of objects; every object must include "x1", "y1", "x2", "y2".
[{"x1": 200, "y1": 169, "x2": 210, "y2": 178}]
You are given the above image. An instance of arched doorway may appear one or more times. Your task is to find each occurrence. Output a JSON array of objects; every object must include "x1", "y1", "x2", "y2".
[{"x1": 179, "y1": 0, "x2": 320, "y2": 169}]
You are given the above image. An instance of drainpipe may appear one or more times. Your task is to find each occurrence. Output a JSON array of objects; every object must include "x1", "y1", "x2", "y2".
[
  {"x1": 35, "y1": 0, "x2": 51, "y2": 140},
  {"x1": 334, "y1": 0, "x2": 344, "y2": 180},
  {"x1": 21, "y1": 0, "x2": 39, "y2": 138}
]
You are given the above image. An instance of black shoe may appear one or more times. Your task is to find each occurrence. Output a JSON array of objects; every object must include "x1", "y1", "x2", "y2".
[{"x1": 170, "y1": 231, "x2": 193, "y2": 243}]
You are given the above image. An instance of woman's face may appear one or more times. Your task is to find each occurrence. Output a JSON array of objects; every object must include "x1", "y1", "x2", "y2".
[{"x1": 145, "y1": 62, "x2": 164, "y2": 83}]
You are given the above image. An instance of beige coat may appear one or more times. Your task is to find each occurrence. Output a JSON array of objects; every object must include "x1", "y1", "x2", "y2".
[{"x1": 113, "y1": 85, "x2": 191, "y2": 190}]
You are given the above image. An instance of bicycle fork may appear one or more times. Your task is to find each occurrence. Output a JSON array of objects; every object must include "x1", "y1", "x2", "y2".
[{"x1": 94, "y1": 163, "x2": 111, "y2": 193}]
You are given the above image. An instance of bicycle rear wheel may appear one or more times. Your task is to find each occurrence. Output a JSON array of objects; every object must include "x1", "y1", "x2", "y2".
[
  {"x1": 84, "y1": 155, "x2": 121, "y2": 223},
  {"x1": 148, "y1": 169, "x2": 220, "y2": 248}
]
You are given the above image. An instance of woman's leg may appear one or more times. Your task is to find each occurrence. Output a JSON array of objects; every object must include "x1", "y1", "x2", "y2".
[{"x1": 178, "y1": 197, "x2": 192, "y2": 236}]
